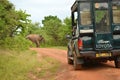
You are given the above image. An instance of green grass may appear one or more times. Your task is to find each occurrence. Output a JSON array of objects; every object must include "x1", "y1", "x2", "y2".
[
  {"x1": 0, "y1": 49, "x2": 61, "y2": 80},
  {"x1": 0, "y1": 50, "x2": 38, "y2": 80},
  {"x1": 31, "y1": 56, "x2": 61, "y2": 80}
]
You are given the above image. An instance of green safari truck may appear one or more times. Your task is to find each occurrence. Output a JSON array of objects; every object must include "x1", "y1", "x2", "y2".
[{"x1": 67, "y1": 0, "x2": 120, "y2": 70}]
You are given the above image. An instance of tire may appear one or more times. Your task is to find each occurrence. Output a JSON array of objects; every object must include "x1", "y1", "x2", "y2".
[
  {"x1": 114, "y1": 57, "x2": 120, "y2": 68},
  {"x1": 67, "y1": 49, "x2": 73, "y2": 64},
  {"x1": 73, "y1": 55, "x2": 83, "y2": 70}
]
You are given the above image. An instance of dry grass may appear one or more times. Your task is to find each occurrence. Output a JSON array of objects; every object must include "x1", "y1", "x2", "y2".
[{"x1": 0, "y1": 49, "x2": 61, "y2": 80}]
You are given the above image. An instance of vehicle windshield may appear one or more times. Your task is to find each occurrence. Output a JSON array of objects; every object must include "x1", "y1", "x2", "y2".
[{"x1": 95, "y1": 2, "x2": 110, "y2": 33}]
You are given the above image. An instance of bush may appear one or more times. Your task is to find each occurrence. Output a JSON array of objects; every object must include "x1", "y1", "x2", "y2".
[
  {"x1": 0, "y1": 36, "x2": 32, "y2": 50},
  {"x1": 0, "y1": 50, "x2": 38, "y2": 80}
]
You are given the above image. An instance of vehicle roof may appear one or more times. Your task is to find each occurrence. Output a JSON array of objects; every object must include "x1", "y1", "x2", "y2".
[
  {"x1": 71, "y1": 0, "x2": 119, "y2": 12},
  {"x1": 75, "y1": 0, "x2": 119, "y2": 1}
]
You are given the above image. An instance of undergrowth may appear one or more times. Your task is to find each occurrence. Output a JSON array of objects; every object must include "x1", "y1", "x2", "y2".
[{"x1": 0, "y1": 49, "x2": 61, "y2": 80}]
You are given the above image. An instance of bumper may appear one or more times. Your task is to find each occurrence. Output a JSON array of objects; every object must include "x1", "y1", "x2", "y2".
[{"x1": 79, "y1": 49, "x2": 120, "y2": 58}]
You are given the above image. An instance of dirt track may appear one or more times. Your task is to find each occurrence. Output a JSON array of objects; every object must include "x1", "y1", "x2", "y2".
[{"x1": 31, "y1": 48, "x2": 120, "y2": 80}]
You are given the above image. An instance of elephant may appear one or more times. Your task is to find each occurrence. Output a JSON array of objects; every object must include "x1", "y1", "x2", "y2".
[{"x1": 26, "y1": 34, "x2": 45, "y2": 47}]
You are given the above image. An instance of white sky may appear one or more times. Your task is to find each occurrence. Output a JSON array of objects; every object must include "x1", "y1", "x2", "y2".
[{"x1": 9, "y1": 0, "x2": 74, "y2": 23}]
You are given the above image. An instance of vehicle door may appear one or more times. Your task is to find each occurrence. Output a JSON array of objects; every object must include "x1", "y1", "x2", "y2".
[{"x1": 94, "y1": 1, "x2": 112, "y2": 51}]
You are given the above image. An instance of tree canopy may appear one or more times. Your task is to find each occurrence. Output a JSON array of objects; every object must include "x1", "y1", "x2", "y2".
[
  {"x1": 0, "y1": 0, "x2": 72, "y2": 49},
  {"x1": 41, "y1": 15, "x2": 71, "y2": 46},
  {"x1": 0, "y1": 0, "x2": 31, "y2": 39}
]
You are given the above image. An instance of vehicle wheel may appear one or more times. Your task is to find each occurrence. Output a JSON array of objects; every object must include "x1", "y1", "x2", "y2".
[
  {"x1": 114, "y1": 57, "x2": 120, "y2": 68},
  {"x1": 73, "y1": 55, "x2": 83, "y2": 70},
  {"x1": 67, "y1": 49, "x2": 73, "y2": 64}
]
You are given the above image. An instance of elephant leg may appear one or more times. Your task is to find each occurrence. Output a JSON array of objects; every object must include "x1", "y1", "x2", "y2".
[{"x1": 35, "y1": 41, "x2": 40, "y2": 47}]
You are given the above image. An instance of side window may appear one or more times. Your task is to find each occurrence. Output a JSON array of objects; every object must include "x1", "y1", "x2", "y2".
[
  {"x1": 80, "y1": 2, "x2": 91, "y2": 25},
  {"x1": 112, "y1": 1, "x2": 120, "y2": 24},
  {"x1": 72, "y1": 12, "x2": 77, "y2": 36},
  {"x1": 73, "y1": 12, "x2": 78, "y2": 26}
]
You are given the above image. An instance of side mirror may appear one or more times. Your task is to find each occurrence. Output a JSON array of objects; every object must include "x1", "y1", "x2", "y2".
[{"x1": 66, "y1": 35, "x2": 72, "y2": 39}]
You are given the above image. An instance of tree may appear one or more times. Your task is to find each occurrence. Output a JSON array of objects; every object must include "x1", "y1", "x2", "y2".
[
  {"x1": 58, "y1": 17, "x2": 71, "y2": 45},
  {"x1": 25, "y1": 22, "x2": 42, "y2": 35},
  {"x1": 0, "y1": 0, "x2": 31, "y2": 39},
  {"x1": 42, "y1": 15, "x2": 62, "y2": 45}
]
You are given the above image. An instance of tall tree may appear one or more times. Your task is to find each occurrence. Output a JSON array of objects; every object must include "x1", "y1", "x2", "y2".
[
  {"x1": 26, "y1": 22, "x2": 41, "y2": 34},
  {"x1": 42, "y1": 15, "x2": 62, "y2": 44},
  {"x1": 58, "y1": 17, "x2": 71, "y2": 45},
  {"x1": 0, "y1": 0, "x2": 31, "y2": 39}
]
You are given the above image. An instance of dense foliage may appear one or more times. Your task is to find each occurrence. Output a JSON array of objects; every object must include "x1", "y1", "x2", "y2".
[
  {"x1": 0, "y1": 0, "x2": 30, "y2": 39},
  {"x1": 41, "y1": 16, "x2": 71, "y2": 46},
  {"x1": 0, "y1": 1, "x2": 70, "y2": 80},
  {"x1": 0, "y1": 0, "x2": 71, "y2": 49}
]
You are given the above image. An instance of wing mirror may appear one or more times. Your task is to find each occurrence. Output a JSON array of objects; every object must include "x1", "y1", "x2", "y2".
[{"x1": 66, "y1": 35, "x2": 72, "y2": 39}]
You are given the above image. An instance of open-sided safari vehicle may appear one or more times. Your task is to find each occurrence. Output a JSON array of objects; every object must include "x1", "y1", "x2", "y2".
[{"x1": 67, "y1": 0, "x2": 120, "y2": 70}]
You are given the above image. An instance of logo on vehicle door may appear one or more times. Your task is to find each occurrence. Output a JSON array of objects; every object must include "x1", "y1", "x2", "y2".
[
  {"x1": 98, "y1": 40, "x2": 110, "y2": 44},
  {"x1": 96, "y1": 40, "x2": 112, "y2": 49}
]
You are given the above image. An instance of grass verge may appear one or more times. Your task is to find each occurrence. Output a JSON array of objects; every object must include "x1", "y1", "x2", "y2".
[
  {"x1": 0, "y1": 49, "x2": 61, "y2": 80},
  {"x1": 31, "y1": 56, "x2": 61, "y2": 80}
]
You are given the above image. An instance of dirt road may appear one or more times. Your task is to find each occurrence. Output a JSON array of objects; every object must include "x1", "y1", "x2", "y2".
[{"x1": 31, "y1": 48, "x2": 120, "y2": 80}]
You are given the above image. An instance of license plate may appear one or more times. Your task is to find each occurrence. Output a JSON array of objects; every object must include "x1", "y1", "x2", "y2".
[{"x1": 96, "y1": 53, "x2": 111, "y2": 57}]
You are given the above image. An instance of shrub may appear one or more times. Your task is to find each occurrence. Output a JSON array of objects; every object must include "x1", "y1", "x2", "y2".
[{"x1": 0, "y1": 36, "x2": 32, "y2": 50}]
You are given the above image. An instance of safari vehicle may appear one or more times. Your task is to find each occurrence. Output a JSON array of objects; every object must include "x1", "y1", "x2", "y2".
[{"x1": 67, "y1": 0, "x2": 120, "y2": 70}]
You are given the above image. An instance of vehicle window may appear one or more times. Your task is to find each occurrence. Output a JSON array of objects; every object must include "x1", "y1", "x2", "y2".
[
  {"x1": 72, "y1": 11, "x2": 78, "y2": 36},
  {"x1": 80, "y1": 2, "x2": 91, "y2": 25},
  {"x1": 112, "y1": 1, "x2": 120, "y2": 24},
  {"x1": 95, "y1": 2, "x2": 110, "y2": 33}
]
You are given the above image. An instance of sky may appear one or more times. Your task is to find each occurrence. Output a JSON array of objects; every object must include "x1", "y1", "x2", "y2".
[{"x1": 9, "y1": 0, "x2": 74, "y2": 23}]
